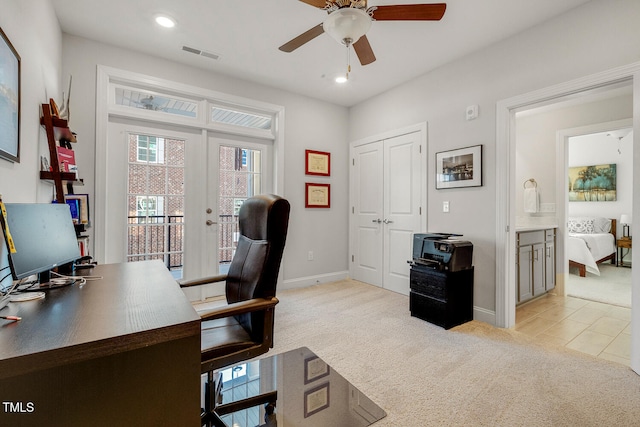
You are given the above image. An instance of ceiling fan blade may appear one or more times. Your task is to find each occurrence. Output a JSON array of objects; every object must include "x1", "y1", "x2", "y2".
[
  {"x1": 298, "y1": 0, "x2": 328, "y2": 8},
  {"x1": 353, "y1": 35, "x2": 376, "y2": 66},
  {"x1": 370, "y1": 3, "x2": 446, "y2": 21},
  {"x1": 279, "y1": 24, "x2": 325, "y2": 53}
]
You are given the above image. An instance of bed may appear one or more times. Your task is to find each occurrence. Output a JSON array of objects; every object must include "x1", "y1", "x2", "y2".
[{"x1": 568, "y1": 217, "x2": 616, "y2": 277}]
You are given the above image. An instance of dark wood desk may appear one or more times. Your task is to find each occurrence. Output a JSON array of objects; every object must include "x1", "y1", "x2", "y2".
[{"x1": 0, "y1": 260, "x2": 201, "y2": 426}]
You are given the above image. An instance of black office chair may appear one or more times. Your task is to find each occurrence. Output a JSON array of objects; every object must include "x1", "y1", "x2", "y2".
[{"x1": 179, "y1": 194, "x2": 290, "y2": 427}]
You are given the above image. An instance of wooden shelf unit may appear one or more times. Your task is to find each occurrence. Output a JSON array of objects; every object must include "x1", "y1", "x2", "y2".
[{"x1": 40, "y1": 103, "x2": 79, "y2": 203}]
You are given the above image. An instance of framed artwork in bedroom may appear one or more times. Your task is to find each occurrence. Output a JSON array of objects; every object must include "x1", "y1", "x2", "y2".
[{"x1": 568, "y1": 163, "x2": 616, "y2": 202}]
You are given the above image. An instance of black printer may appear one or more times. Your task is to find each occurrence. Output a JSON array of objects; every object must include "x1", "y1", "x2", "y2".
[
  {"x1": 410, "y1": 233, "x2": 473, "y2": 272},
  {"x1": 409, "y1": 233, "x2": 474, "y2": 329}
]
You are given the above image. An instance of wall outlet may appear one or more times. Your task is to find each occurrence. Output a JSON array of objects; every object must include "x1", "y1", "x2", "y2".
[
  {"x1": 308, "y1": 251, "x2": 314, "y2": 261},
  {"x1": 443, "y1": 201, "x2": 450, "y2": 213}
]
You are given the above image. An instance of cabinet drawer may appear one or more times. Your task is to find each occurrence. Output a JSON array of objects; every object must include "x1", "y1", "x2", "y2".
[
  {"x1": 518, "y1": 230, "x2": 544, "y2": 246},
  {"x1": 410, "y1": 268, "x2": 447, "y2": 300},
  {"x1": 545, "y1": 229, "x2": 555, "y2": 241}
]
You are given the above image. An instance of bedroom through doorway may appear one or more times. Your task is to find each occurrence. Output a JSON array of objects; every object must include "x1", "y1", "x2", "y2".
[{"x1": 513, "y1": 82, "x2": 633, "y2": 366}]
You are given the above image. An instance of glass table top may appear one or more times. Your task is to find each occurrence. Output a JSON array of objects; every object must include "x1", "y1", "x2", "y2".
[{"x1": 212, "y1": 347, "x2": 386, "y2": 427}]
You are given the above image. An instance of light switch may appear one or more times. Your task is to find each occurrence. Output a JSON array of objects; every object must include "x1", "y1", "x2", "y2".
[{"x1": 443, "y1": 201, "x2": 450, "y2": 213}]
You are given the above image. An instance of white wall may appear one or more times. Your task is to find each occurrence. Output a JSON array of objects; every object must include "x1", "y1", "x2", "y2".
[
  {"x1": 348, "y1": 0, "x2": 640, "y2": 314},
  {"x1": 0, "y1": 0, "x2": 62, "y2": 203},
  {"x1": 60, "y1": 34, "x2": 350, "y2": 285},
  {"x1": 1, "y1": 0, "x2": 62, "y2": 282}
]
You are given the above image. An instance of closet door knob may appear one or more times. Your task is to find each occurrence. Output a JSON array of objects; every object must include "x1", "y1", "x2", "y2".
[
  {"x1": 372, "y1": 219, "x2": 382, "y2": 224},
  {"x1": 383, "y1": 219, "x2": 393, "y2": 224}
]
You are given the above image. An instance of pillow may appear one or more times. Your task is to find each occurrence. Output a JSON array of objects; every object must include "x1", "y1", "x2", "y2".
[
  {"x1": 593, "y1": 217, "x2": 612, "y2": 234},
  {"x1": 568, "y1": 217, "x2": 595, "y2": 234}
]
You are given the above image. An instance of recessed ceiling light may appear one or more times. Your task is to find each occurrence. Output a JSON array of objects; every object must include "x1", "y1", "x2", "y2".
[
  {"x1": 155, "y1": 15, "x2": 176, "y2": 28},
  {"x1": 335, "y1": 76, "x2": 348, "y2": 84}
]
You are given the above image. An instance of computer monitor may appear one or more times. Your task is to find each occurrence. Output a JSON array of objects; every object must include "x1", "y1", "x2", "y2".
[{"x1": 2, "y1": 203, "x2": 81, "y2": 287}]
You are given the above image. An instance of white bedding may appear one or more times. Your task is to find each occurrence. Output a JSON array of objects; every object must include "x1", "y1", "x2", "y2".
[{"x1": 568, "y1": 232, "x2": 615, "y2": 276}]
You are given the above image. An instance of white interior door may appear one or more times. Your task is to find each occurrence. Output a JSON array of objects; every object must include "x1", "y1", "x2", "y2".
[
  {"x1": 351, "y1": 131, "x2": 423, "y2": 295},
  {"x1": 383, "y1": 133, "x2": 423, "y2": 294},
  {"x1": 352, "y1": 141, "x2": 384, "y2": 286}
]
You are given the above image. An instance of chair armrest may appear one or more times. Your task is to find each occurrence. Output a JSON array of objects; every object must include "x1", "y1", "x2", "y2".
[
  {"x1": 179, "y1": 274, "x2": 228, "y2": 288},
  {"x1": 199, "y1": 297, "x2": 279, "y2": 321}
]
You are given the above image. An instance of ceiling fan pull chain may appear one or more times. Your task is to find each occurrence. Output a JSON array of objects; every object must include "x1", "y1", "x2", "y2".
[{"x1": 346, "y1": 45, "x2": 351, "y2": 79}]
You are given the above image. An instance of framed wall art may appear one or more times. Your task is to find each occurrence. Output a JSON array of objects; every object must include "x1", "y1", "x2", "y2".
[
  {"x1": 0, "y1": 27, "x2": 21, "y2": 163},
  {"x1": 568, "y1": 163, "x2": 617, "y2": 202},
  {"x1": 436, "y1": 145, "x2": 482, "y2": 189},
  {"x1": 305, "y1": 183, "x2": 330, "y2": 208},
  {"x1": 305, "y1": 150, "x2": 330, "y2": 176}
]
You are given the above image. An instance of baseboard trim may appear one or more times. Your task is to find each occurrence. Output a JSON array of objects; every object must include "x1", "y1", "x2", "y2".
[
  {"x1": 474, "y1": 306, "x2": 496, "y2": 326},
  {"x1": 281, "y1": 271, "x2": 349, "y2": 290}
]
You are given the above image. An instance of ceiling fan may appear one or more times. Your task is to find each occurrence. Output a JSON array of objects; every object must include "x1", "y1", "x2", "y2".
[{"x1": 279, "y1": 1, "x2": 447, "y2": 66}]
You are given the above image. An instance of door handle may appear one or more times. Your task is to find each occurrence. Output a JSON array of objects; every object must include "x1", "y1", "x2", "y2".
[
  {"x1": 206, "y1": 220, "x2": 217, "y2": 226},
  {"x1": 372, "y1": 219, "x2": 382, "y2": 224},
  {"x1": 383, "y1": 219, "x2": 393, "y2": 224}
]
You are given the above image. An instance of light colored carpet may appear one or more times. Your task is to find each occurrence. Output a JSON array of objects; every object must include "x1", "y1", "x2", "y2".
[
  {"x1": 271, "y1": 279, "x2": 640, "y2": 426},
  {"x1": 566, "y1": 264, "x2": 631, "y2": 307}
]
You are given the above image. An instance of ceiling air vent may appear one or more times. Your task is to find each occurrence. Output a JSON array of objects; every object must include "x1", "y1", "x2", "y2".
[{"x1": 182, "y1": 46, "x2": 220, "y2": 61}]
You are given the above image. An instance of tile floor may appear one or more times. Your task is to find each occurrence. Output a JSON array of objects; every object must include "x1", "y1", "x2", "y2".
[{"x1": 515, "y1": 293, "x2": 631, "y2": 366}]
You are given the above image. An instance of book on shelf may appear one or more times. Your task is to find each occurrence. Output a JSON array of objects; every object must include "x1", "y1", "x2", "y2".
[
  {"x1": 56, "y1": 146, "x2": 76, "y2": 173},
  {"x1": 65, "y1": 198, "x2": 80, "y2": 224},
  {"x1": 77, "y1": 236, "x2": 90, "y2": 257},
  {"x1": 64, "y1": 194, "x2": 90, "y2": 225}
]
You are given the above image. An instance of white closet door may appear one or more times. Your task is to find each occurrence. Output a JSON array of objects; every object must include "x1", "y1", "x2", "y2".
[
  {"x1": 352, "y1": 141, "x2": 384, "y2": 286},
  {"x1": 383, "y1": 132, "x2": 422, "y2": 295},
  {"x1": 351, "y1": 131, "x2": 422, "y2": 295}
]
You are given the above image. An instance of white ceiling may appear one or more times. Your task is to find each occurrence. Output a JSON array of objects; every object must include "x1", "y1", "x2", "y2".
[{"x1": 51, "y1": 0, "x2": 592, "y2": 107}]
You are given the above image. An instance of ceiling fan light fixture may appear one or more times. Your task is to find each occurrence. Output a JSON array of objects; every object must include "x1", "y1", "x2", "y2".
[
  {"x1": 335, "y1": 75, "x2": 348, "y2": 84},
  {"x1": 323, "y1": 8, "x2": 371, "y2": 46}
]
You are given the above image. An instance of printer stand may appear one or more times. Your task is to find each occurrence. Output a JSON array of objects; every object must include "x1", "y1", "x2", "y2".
[{"x1": 409, "y1": 265, "x2": 474, "y2": 330}]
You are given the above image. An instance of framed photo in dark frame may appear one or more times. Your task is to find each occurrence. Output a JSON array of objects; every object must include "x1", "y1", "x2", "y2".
[
  {"x1": 435, "y1": 145, "x2": 482, "y2": 189},
  {"x1": 0, "y1": 27, "x2": 21, "y2": 163}
]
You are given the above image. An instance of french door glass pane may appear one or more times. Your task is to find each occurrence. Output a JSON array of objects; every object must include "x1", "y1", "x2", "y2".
[
  {"x1": 218, "y1": 145, "x2": 262, "y2": 272},
  {"x1": 127, "y1": 133, "x2": 185, "y2": 279}
]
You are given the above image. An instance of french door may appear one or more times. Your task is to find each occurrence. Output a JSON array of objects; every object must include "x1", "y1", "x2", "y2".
[
  {"x1": 351, "y1": 131, "x2": 423, "y2": 295},
  {"x1": 105, "y1": 119, "x2": 272, "y2": 297},
  {"x1": 202, "y1": 133, "x2": 272, "y2": 297},
  {"x1": 105, "y1": 119, "x2": 204, "y2": 280}
]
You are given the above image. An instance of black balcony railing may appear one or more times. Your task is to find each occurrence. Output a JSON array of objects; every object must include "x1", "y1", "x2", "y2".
[{"x1": 127, "y1": 214, "x2": 239, "y2": 271}]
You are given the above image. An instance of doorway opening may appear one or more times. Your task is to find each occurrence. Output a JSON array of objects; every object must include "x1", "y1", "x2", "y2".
[{"x1": 496, "y1": 62, "x2": 640, "y2": 374}]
